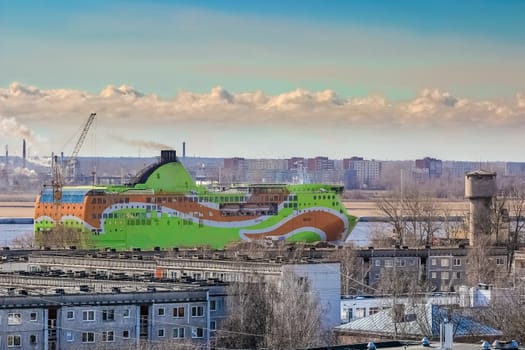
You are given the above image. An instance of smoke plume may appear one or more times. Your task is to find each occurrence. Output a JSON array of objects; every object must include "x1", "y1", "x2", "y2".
[
  {"x1": 0, "y1": 116, "x2": 35, "y2": 142},
  {"x1": 113, "y1": 135, "x2": 173, "y2": 150}
]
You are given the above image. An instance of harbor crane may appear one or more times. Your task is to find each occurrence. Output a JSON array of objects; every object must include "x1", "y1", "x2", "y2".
[
  {"x1": 51, "y1": 112, "x2": 96, "y2": 202},
  {"x1": 65, "y1": 112, "x2": 96, "y2": 181}
]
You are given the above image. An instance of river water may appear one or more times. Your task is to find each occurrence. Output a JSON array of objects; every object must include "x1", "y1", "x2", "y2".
[{"x1": 0, "y1": 224, "x2": 34, "y2": 247}]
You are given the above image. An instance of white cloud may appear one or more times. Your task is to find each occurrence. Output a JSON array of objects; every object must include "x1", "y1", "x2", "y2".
[
  {"x1": 2, "y1": 82, "x2": 525, "y2": 158},
  {"x1": 2, "y1": 82, "x2": 524, "y2": 127}
]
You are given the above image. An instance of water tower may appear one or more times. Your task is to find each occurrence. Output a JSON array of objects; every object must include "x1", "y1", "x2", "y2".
[{"x1": 465, "y1": 170, "x2": 497, "y2": 246}]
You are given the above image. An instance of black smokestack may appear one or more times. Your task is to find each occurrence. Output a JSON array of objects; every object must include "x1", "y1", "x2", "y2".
[
  {"x1": 22, "y1": 139, "x2": 26, "y2": 168},
  {"x1": 160, "y1": 150, "x2": 177, "y2": 163},
  {"x1": 183, "y1": 142, "x2": 186, "y2": 158}
]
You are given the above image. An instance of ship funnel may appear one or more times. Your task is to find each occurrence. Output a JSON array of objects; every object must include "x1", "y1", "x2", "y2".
[{"x1": 160, "y1": 150, "x2": 177, "y2": 163}]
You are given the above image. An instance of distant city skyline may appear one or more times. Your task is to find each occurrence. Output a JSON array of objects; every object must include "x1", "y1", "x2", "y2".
[{"x1": 1, "y1": 0, "x2": 524, "y2": 161}]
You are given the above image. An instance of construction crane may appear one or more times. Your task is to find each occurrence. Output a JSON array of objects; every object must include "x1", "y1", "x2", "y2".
[
  {"x1": 51, "y1": 154, "x2": 63, "y2": 202},
  {"x1": 65, "y1": 112, "x2": 96, "y2": 182}
]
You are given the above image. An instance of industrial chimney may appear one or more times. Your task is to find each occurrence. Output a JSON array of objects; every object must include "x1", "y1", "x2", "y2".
[
  {"x1": 22, "y1": 139, "x2": 26, "y2": 169},
  {"x1": 182, "y1": 142, "x2": 186, "y2": 158}
]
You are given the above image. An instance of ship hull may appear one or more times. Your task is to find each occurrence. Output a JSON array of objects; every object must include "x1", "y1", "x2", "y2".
[{"x1": 34, "y1": 151, "x2": 354, "y2": 249}]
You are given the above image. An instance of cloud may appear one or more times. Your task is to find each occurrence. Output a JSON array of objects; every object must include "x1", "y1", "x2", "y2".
[{"x1": 1, "y1": 82, "x2": 525, "y2": 132}]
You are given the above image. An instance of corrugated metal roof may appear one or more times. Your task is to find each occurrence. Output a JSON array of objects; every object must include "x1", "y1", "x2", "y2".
[{"x1": 336, "y1": 304, "x2": 501, "y2": 338}]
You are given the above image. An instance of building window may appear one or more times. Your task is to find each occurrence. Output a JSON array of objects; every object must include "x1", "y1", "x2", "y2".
[
  {"x1": 355, "y1": 308, "x2": 366, "y2": 318},
  {"x1": 455, "y1": 271, "x2": 461, "y2": 279},
  {"x1": 210, "y1": 300, "x2": 217, "y2": 311},
  {"x1": 158, "y1": 329, "x2": 165, "y2": 337},
  {"x1": 30, "y1": 312, "x2": 37, "y2": 321},
  {"x1": 8, "y1": 313, "x2": 22, "y2": 325},
  {"x1": 431, "y1": 272, "x2": 437, "y2": 279},
  {"x1": 66, "y1": 311, "x2": 74, "y2": 320},
  {"x1": 102, "y1": 331, "x2": 114, "y2": 342},
  {"x1": 82, "y1": 310, "x2": 95, "y2": 321},
  {"x1": 30, "y1": 335, "x2": 37, "y2": 345},
  {"x1": 66, "y1": 332, "x2": 74, "y2": 342},
  {"x1": 82, "y1": 332, "x2": 95, "y2": 343},
  {"x1": 441, "y1": 272, "x2": 450, "y2": 280},
  {"x1": 369, "y1": 307, "x2": 380, "y2": 315},
  {"x1": 173, "y1": 327, "x2": 185, "y2": 338},
  {"x1": 123, "y1": 330, "x2": 130, "y2": 339},
  {"x1": 102, "y1": 309, "x2": 115, "y2": 321},
  {"x1": 173, "y1": 307, "x2": 185, "y2": 318},
  {"x1": 385, "y1": 259, "x2": 393, "y2": 267},
  {"x1": 441, "y1": 258, "x2": 449, "y2": 267},
  {"x1": 192, "y1": 327, "x2": 204, "y2": 338},
  {"x1": 7, "y1": 335, "x2": 21, "y2": 347},
  {"x1": 158, "y1": 307, "x2": 165, "y2": 316},
  {"x1": 210, "y1": 320, "x2": 216, "y2": 330},
  {"x1": 496, "y1": 258, "x2": 505, "y2": 265},
  {"x1": 431, "y1": 258, "x2": 437, "y2": 266},
  {"x1": 374, "y1": 260, "x2": 380, "y2": 267},
  {"x1": 345, "y1": 308, "x2": 353, "y2": 321},
  {"x1": 123, "y1": 309, "x2": 130, "y2": 318},
  {"x1": 453, "y1": 258, "x2": 461, "y2": 266},
  {"x1": 191, "y1": 306, "x2": 204, "y2": 317},
  {"x1": 395, "y1": 259, "x2": 406, "y2": 267}
]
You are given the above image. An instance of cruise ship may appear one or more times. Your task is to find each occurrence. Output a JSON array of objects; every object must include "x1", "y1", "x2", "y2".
[{"x1": 34, "y1": 150, "x2": 354, "y2": 249}]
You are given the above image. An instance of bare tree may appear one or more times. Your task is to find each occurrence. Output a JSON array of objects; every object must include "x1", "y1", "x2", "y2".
[
  {"x1": 119, "y1": 339, "x2": 202, "y2": 350},
  {"x1": 215, "y1": 275, "x2": 269, "y2": 349},
  {"x1": 216, "y1": 272, "x2": 325, "y2": 350},
  {"x1": 376, "y1": 187, "x2": 442, "y2": 247},
  {"x1": 465, "y1": 236, "x2": 508, "y2": 286},
  {"x1": 376, "y1": 192, "x2": 406, "y2": 245},
  {"x1": 265, "y1": 273, "x2": 325, "y2": 350},
  {"x1": 474, "y1": 288, "x2": 525, "y2": 341},
  {"x1": 10, "y1": 232, "x2": 34, "y2": 248},
  {"x1": 35, "y1": 226, "x2": 87, "y2": 249},
  {"x1": 328, "y1": 245, "x2": 368, "y2": 295},
  {"x1": 503, "y1": 183, "x2": 525, "y2": 273}
]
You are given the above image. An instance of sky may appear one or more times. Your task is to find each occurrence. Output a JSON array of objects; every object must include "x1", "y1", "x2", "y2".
[{"x1": 1, "y1": 0, "x2": 525, "y2": 161}]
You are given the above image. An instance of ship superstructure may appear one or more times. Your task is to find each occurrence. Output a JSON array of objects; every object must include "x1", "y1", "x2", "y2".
[{"x1": 35, "y1": 150, "x2": 353, "y2": 249}]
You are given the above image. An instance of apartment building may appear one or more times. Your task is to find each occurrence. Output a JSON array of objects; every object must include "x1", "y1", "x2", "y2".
[
  {"x1": 0, "y1": 285, "x2": 221, "y2": 350},
  {"x1": 362, "y1": 247, "x2": 508, "y2": 292},
  {"x1": 343, "y1": 157, "x2": 382, "y2": 189},
  {"x1": 24, "y1": 252, "x2": 341, "y2": 329}
]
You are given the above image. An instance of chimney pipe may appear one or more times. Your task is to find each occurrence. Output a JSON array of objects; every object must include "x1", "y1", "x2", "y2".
[
  {"x1": 183, "y1": 142, "x2": 186, "y2": 158},
  {"x1": 22, "y1": 139, "x2": 26, "y2": 169}
]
